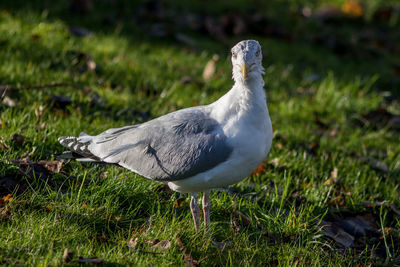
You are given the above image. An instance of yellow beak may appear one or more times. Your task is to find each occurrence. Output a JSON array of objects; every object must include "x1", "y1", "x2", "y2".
[{"x1": 240, "y1": 63, "x2": 249, "y2": 79}]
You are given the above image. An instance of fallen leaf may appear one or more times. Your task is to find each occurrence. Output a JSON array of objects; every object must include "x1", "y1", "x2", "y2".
[
  {"x1": 331, "y1": 167, "x2": 338, "y2": 182},
  {"x1": 145, "y1": 238, "x2": 160, "y2": 246},
  {"x1": 152, "y1": 240, "x2": 171, "y2": 251},
  {"x1": 0, "y1": 206, "x2": 11, "y2": 220},
  {"x1": 127, "y1": 237, "x2": 138, "y2": 249},
  {"x1": 202, "y1": 54, "x2": 219, "y2": 82},
  {"x1": 2, "y1": 194, "x2": 13, "y2": 203},
  {"x1": 320, "y1": 219, "x2": 355, "y2": 247},
  {"x1": 2, "y1": 96, "x2": 16, "y2": 107},
  {"x1": 39, "y1": 160, "x2": 63, "y2": 173},
  {"x1": 341, "y1": 1, "x2": 363, "y2": 18},
  {"x1": 81, "y1": 203, "x2": 88, "y2": 209},
  {"x1": 77, "y1": 257, "x2": 104, "y2": 264},
  {"x1": 251, "y1": 162, "x2": 266, "y2": 176},
  {"x1": 12, "y1": 134, "x2": 25, "y2": 146},
  {"x1": 269, "y1": 158, "x2": 280, "y2": 167},
  {"x1": 0, "y1": 139, "x2": 9, "y2": 150},
  {"x1": 63, "y1": 248, "x2": 74, "y2": 263}
]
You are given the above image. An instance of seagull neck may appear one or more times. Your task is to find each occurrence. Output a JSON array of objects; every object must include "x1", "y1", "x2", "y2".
[
  {"x1": 232, "y1": 76, "x2": 266, "y2": 107},
  {"x1": 210, "y1": 75, "x2": 267, "y2": 123}
]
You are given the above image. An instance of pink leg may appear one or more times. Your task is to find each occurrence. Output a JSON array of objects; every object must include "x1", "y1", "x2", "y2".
[
  {"x1": 190, "y1": 193, "x2": 200, "y2": 231},
  {"x1": 202, "y1": 190, "x2": 210, "y2": 227}
]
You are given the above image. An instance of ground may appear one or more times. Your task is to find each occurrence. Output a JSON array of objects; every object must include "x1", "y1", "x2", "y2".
[{"x1": 0, "y1": 0, "x2": 400, "y2": 266}]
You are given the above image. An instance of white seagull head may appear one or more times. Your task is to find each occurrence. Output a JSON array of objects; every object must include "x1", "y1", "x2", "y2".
[{"x1": 231, "y1": 40, "x2": 265, "y2": 84}]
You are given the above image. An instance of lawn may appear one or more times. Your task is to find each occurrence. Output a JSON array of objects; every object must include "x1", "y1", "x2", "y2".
[{"x1": 1, "y1": 0, "x2": 400, "y2": 266}]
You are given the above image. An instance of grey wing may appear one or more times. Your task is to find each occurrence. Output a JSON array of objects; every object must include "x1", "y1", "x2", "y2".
[{"x1": 64, "y1": 109, "x2": 233, "y2": 181}]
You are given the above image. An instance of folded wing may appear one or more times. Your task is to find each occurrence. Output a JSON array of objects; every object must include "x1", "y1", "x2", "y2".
[{"x1": 59, "y1": 108, "x2": 233, "y2": 181}]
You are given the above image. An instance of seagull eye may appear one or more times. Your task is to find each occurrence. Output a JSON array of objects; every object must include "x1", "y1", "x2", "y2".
[
  {"x1": 256, "y1": 50, "x2": 260, "y2": 57},
  {"x1": 232, "y1": 52, "x2": 237, "y2": 59}
]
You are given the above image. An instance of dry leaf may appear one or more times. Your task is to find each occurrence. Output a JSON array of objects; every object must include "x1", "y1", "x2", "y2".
[
  {"x1": 145, "y1": 238, "x2": 160, "y2": 246},
  {"x1": 320, "y1": 220, "x2": 355, "y2": 247},
  {"x1": 0, "y1": 139, "x2": 9, "y2": 150},
  {"x1": 341, "y1": 1, "x2": 363, "y2": 18},
  {"x1": 251, "y1": 162, "x2": 266, "y2": 176},
  {"x1": 38, "y1": 160, "x2": 63, "y2": 173},
  {"x1": 2, "y1": 96, "x2": 16, "y2": 107},
  {"x1": 63, "y1": 248, "x2": 74, "y2": 263},
  {"x1": 269, "y1": 158, "x2": 280, "y2": 167},
  {"x1": 152, "y1": 240, "x2": 171, "y2": 251},
  {"x1": 127, "y1": 237, "x2": 138, "y2": 249},
  {"x1": 0, "y1": 206, "x2": 11, "y2": 220},
  {"x1": 81, "y1": 203, "x2": 88, "y2": 209},
  {"x1": 331, "y1": 167, "x2": 338, "y2": 182},
  {"x1": 2, "y1": 194, "x2": 13, "y2": 203},
  {"x1": 202, "y1": 55, "x2": 219, "y2": 82}
]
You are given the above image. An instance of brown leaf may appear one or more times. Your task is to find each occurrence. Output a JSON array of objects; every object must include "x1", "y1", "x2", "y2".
[
  {"x1": 38, "y1": 160, "x2": 63, "y2": 173},
  {"x1": 77, "y1": 257, "x2": 104, "y2": 264},
  {"x1": 81, "y1": 203, "x2": 88, "y2": 209},
  {"x1": 251, "y1": 162, "x2": 266, "y2": 176},
  {"x1": 127, "y1": 237, "x2": 138, "y2": 249},
  {"x1": 152, "y1": 240, "x2": 171, "y2": 251},
  {"x1": 2, "y1": 194, "x2": 13, "y2": 203},
  {"x1": 0, "y1": 206, "x2": 12, "y2": 220},
  {"x1": 202, "y1": 55, "x2": 219, "y2": 82},
  {"x1": 0, "y1": 139, "x2": 9, "y2": 150},
  {"x1": 12, "y1": 134, "x2": 25, "y2": 146},
  {"x1": 145, "y1": 238, "x2": 160, "y2": 246},
  {"x1": 331, "y1": 167, "x2": 338, "y2": 182},
  {"x1": 341, "y1": 1, "x2": 363, "y2": 18},
  {"x1": 63, "y1": 248, "x2": 74, "y2": 263},
  {"x1": 2, "y1": 96, "x2": 16, "y2": 107}
]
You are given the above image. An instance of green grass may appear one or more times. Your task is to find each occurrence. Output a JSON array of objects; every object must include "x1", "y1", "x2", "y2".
[{"x1": 1, "y1": 0, "x2": 400, "y2": 266}]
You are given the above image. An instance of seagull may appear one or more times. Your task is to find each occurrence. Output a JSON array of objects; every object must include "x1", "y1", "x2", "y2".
[{"x1": 58, "y1": 40, "x2": 273, "y2": 231}]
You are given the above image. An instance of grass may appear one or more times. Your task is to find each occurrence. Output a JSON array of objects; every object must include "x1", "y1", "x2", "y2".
[{"x1": 1, "y1": 0, "x2": 400, "y2": 265}]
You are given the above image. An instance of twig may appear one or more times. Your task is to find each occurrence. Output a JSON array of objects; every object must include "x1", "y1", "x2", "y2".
[{"x1": 0, "y1": 82, "x2": 82, "y2": 91}]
